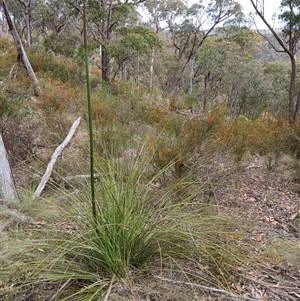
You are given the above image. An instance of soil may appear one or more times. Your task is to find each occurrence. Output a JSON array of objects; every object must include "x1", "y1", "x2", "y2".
[{"x1": 203, "y1": 153, "x2": 300, "y2": 300}]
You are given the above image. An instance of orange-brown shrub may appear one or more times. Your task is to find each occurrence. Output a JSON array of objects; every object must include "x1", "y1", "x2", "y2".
[
  {"x1": 38, "y1": 79, "x2": 80, "y2": 112},
  {"x1": 145, "y1": 133, "x2": 179, "y2": 171},
  {"x1": 213, "y1": 115, "x2": 288, "y2": 160},
  {"x1": 139, "y1": 104, "x2": 169, "y2": 127},
  {"x1": 92, "y1": 102, "x2": 115, "y2": 126}
]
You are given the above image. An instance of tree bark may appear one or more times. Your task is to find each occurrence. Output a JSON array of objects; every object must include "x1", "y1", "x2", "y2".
[
  {"x1": 289, "y1": 56, "x2": 297, "y2": 121},
  {"x1": 294, "y1": 83, "x2": 300, "y2": 121},
  {"x1": 0, "y1": 133, "x2": 16, "y2": 201},
  {"x1": 24, "y1": 0, "x2": 31, "y2": 47},
  {"x1": 1, "y1": 0, "x2": 41, "y2": 97},
  {"x1": 101, "y1": 48, "x2": 110, "y2": 82}
]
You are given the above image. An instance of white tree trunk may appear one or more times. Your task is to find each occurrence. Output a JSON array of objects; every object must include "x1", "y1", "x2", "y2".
[
  {"x1": 0, "y1": 133, "x2": 16, "y2": 201},
  {"x1": 149, "y1": 48, "x2": 155, "y2": 89}
]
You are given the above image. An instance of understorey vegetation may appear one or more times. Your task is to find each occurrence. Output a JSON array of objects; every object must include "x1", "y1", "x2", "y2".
[{"x1": 1, "y1": 0, "x2": 300, "y2": 299}]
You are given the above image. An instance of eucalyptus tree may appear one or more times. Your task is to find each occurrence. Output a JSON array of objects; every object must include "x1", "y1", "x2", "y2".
[
  {"x1": 250, "y1": 0, "x2": 300, "y2": 122},
  {"x1": 191, "y1": 18, "x2": 258, "y2": 112},
  {"x1": 37, "y1": 0, "x2": 81, "y2": 57},
  {"x1": 15, "y1": 0, "x2": 32, "y2": 46},
  {"x1": 192, "y1": 34, "x2": 262, "y2": 115},
  {"x1": 143, "y1": 0, "x2": 184, "y2": 89},
  {"x1": 157, "y1": 0, "x2": 242, "y2": 102},
  {"x1": 70, "y1": 0, "x2": 156, "y2": 83},
  {"x1": 5, "y1": 0, "x2": 43, "y2": 47},
  {"x1": 0, "y1": 0, "x2": 41, "y2": 96},
  {"x1": 110, "y1": 25, "x2": 160, "y2": 82}
]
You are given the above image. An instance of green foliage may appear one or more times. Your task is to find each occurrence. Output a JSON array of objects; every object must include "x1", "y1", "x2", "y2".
[
  {"x1": 118, "y1": 26, "x2": 161, "y2": 55},
  {"x1": 0, "y1": 93, "x2": 31, "y2": 122},
  {"x1": 27, "y1": 49, "x2": 84, "y2": 84},
  {"x1": 44, "y1": 30, "x2": 82, "y2": 58},
  {"x1": 81, "y1": 158, "x2": 188, "y2": 277},
  {"x1": 217, "y1": 23, "x2": 259, "y2": 53},
  {"x1": 279, "y1": 0, "x2": 300, "y2": 53},
  {"x1": 0, "y1": 157, "x2": 249, "y2": 300}
]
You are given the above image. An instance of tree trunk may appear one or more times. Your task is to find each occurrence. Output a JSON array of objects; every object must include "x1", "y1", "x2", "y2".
[
  {"x1": 289, "y1": 55, "x2": 297, "y2": 123},
  {"x1": 203, "y1": 71, "x2": 211, "y2": 112},
  {"x1": 171, "y1": 82, "x2": 179, "y2": 104},
  {"x1": 123, "y1": 62, "x2": 127, "y2": 81},
  {"x1": 0, "y1": 133, "x2": 16, "y2": 201},
  {"x1": 149, "y1": 48, "x2": 155, "y2": 89},
  {"x1": 137, "y1": 53, "x2": 140, "y2": 90},
  {"x1": 189, "y1": 60, "x2": 194, "y2": 94},
  {"x1": 24, "y1": 1, "x2": 31, "y2": 47},
  {"x1": 294, "y1": 83, "x2": 300, "y2": 121},
  {"x1": 1, "y1": 0, "x2": 41, "y2": 97},
  {"x1": 101, "y1": 48, "x2": 110, "y2": 82}
]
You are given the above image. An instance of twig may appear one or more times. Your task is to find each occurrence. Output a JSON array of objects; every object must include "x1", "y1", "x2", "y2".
[
  {"x1": 49, "y1": 279, "x2": 71, "y2": 301},
  {"x1": 153, "y1": 275, "x2": 257, "y2": 301},
  {"x1": 32, "y1": 117, "x2": 81, "y2": 200},
  {"x1": 103, "y1": 274, "x2": 115, "y2": 301},
  {"x1": 243, "y1": 276, "x2": 298, "y2": 301}
]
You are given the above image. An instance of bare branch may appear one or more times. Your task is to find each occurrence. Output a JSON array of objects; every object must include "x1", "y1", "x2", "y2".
[
  {"x1": 153, "y1": 275, "x2": 257, "y2": 301},
  {"x1": 32, "y1": 117, "x2": 81, "y2": 200}
]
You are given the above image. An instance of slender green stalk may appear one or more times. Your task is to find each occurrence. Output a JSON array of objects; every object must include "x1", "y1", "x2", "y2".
[{"x1": 83, "y1": 1, "x2": 96, "y2": 221}]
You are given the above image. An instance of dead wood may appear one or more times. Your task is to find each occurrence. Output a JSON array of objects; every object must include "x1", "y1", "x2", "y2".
[
  {"x1": 0, "y1": 133, "x2": 16, "y2": 201},
  {"x1": 52, "y1": 173, "x2": 99, "y2": 188},
  {"x1": 153, "y1": 275, "x2": 257, "y2": 301},
  {"x1": 32, "y1": 117, "x2": 81, "y2": 200},
  {"x1": 1, "y1": 0, "x2": 42, "y2": 97}
]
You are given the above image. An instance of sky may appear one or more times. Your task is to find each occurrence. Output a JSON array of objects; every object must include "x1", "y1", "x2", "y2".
[
  {"x1": 238, "y1": 0, "x2": 282, "y2": 29},
  {"x1": 187, "y1": 0, "x2": 282, "y2": 29}
]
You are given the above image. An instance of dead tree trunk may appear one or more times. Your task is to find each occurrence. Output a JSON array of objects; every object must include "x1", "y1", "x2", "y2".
[
  {"x1": 0, "y1": 133, "x2": 16, "y2": 201},
  {"x1": 1, "y1": 0, "x2": 41, "y2": 97}
]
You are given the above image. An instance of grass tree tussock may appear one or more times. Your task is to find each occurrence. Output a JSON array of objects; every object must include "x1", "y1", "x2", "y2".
[{"x1": 0, "y1": 156, "x2": 247, "y2": 300}]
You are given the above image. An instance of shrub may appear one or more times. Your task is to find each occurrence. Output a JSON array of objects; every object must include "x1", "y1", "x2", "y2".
[
  {"x1": 27, "y1": 49, "x2": 84, "y2": 84},
  {"x1": 38, "y1": 79, "x2": 81, "y2": 113},
  {"x1": 214, "y1": 114, "x2": 288, "y2": 162}
]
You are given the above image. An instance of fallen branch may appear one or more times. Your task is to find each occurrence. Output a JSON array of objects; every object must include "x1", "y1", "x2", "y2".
[
  {"x1": 54, "y1": 173, "x2": 99, "y2": 185},
  {"x1": 153, "y1": 275, "x2": 257, "y2": 301},
  {"x1": 32, "y1": 117, "x2": 81, "y2": 200}
]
